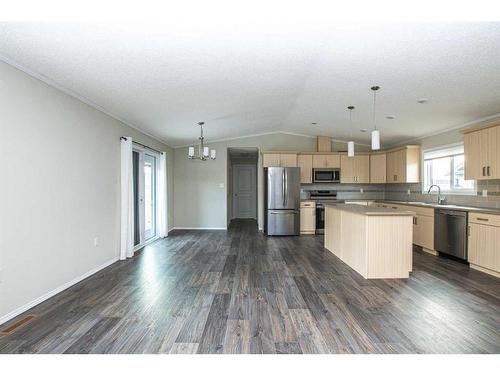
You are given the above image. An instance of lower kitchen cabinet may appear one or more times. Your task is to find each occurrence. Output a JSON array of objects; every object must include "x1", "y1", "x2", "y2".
[
  {"x1": 468, "y1": 213, "x2": 500, "y2": 277},
  {"x1": 373, "y1": 202, "x2": 435, "y2": 253},
  {"x1": 300, "y1": 201, "x2": 316, "y2": 234},
  {"x1": 413, "y1": 214, "x2": 434, "y2": 251}
]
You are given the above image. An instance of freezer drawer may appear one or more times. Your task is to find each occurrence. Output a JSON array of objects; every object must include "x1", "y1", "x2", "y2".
[{"x1": 266, "y1": 210, "x2": 300, "y2": 236}]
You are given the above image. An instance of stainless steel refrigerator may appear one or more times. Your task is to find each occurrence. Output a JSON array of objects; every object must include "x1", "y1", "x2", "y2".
[{"x1": 264, "y1": 167, "x2": 300, "y2": 236}]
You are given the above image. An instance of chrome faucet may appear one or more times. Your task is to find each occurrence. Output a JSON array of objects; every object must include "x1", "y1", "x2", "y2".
[{"x1": 427, "y1": 184, "x2": 446, "y2": 205}]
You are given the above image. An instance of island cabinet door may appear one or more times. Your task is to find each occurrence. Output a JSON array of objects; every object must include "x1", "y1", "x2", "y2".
[{"x1": 324, "y1": 207, "x2": 341, "y2": 257}]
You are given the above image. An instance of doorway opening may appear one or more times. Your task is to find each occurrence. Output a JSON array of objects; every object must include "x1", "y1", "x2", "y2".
[
  {"x1": 227, "y1": 148, "x2": 258, "y2": 226},
  {"x1": 132, "y1": 146, "x2": 160, "y2": 250}
]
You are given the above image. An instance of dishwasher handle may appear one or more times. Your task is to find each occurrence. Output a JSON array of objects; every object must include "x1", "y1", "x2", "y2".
[{"x1": 435, "y1": 209, "x2": 467, "y2": 217}]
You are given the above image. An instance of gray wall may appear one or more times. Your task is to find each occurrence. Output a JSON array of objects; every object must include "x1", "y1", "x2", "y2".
[
  {"x1": 0, "y1": 61, "x2": 174, "y2": 321},
  {"x1": 173, "y1": 133, "x2": 370, "y2": 229}
]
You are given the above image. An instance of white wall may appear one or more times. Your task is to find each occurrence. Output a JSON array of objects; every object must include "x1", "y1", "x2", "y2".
[
  {"x1": 0, "y1": 62, "x2": 174, "y2": 322},
  {"x1": 173, "y1": 133, "x2": 370, "y2": 229}
]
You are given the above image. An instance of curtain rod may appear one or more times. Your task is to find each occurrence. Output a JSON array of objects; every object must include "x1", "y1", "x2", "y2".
[{"x1": 120, "y1": 136, "x2": 164, "y2": 154}]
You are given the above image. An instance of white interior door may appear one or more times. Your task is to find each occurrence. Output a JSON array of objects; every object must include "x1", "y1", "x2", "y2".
[{"x1": 233, "y1": 164, "x2": 257, "y2": 219}]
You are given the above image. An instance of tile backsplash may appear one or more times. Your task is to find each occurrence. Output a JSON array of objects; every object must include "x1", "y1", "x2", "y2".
[
  {"x1": 384, "y1": 180, "x2": 500, "y2": 209},
  {"x1": 301, "y1": 183, "x2": 386, "y2": 200},
  {"x1": 301, "y1": 180, "x2": 500, "y2": 209}
]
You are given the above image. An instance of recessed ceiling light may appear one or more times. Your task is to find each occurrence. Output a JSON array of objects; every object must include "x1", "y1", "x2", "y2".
[
  {"x1": 360, "y1": 129, "x2": 368, "y2": 133},
  {"x1": 386, "y1": 115, "x2": 396, "y2": 120},
  {"x1": 417, "y1": 98, "x2": 428, "y2": 104}
]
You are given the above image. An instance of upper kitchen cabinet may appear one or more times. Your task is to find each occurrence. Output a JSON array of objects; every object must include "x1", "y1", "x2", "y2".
[
  {"x1": 262, "y1": 152, "x2": 297, "y2": 167},
  {"x1": 297, "y1": 154, "x2": 313, "y2": 183},
  {"x1": 340, "y1": 155, "x2": 370, "y2": 183},
  {"x1": 312, "y1": 154, "x2": 340, "y2": 169},
  {"x1": 386, "y1": 145, "x2": 420, "y2": 184},
  {"x1": 370, "y1": 152, "x2": 386, "y2": 183},
  {"x1": 464, "y1": 123, "x2": 500, "y2": 180}
]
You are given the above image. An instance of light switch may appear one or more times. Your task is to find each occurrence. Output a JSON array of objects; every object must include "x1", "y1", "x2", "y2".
[
  {"x1": 219, "y1": 183, "x2": 225, "y2": 188},
  {"x1": 482, "y1": 190, "x2": 488, "y2": 197}
]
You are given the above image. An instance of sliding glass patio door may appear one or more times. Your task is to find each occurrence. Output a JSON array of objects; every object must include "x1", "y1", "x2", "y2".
[
  {"x1": 132, "y1": 148, "x2": 158, "y2": 249},
  {"x1": 143, "y1": 154, "x2": 156, "y2": 241}
]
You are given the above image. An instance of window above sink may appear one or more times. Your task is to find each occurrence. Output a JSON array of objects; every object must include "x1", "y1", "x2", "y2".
[{"x1": 423, "y1": 143, "x2": 476, "y2": 195}]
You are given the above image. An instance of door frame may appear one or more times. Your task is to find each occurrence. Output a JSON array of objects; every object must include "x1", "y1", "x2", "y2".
[
  {"x1": 133, "y1": 144, "x2": 161, "y2": 251},
  {"x1": 232, "y1": 163, "x2": 257, "y2": 220}
]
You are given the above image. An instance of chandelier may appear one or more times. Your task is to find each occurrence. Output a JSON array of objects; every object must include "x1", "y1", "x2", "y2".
[{"x1": 188, "y1": 121, "x2": 216, "y2": 161}]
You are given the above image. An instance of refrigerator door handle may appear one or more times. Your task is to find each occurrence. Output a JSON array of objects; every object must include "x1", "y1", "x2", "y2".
[
  {"x1": 282, "y1": 169, "x2": 286, "y2": 207},
  {"x1": 284, "y1": 169, "x2": 288, "y2": 206}
]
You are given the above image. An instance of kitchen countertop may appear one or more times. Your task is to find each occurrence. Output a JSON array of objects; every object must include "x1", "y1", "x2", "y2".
[
  {"x1": 378, "y1": 200, "x2": 500, "y2": 215},
  {"x1": 325, "y1": 203, "x2": 415, "y2": 216}
]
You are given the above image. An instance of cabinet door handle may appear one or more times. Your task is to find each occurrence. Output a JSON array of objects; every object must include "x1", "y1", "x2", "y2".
[
  {"x1": 483, "y1": 166, "x2": 486, "y2": 176},
  {"x1": 477, "y1": 217, "x2": 489, "y2": 222},
  {"x1": 487, "y1": 166, "x2": 491, "y2": 176}
]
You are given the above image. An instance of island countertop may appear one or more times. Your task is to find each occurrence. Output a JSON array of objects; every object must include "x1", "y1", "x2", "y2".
[{"x1": 324, "y1": 203, "x2": 416, "y2": 216}]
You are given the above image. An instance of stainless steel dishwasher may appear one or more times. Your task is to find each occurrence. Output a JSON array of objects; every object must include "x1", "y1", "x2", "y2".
[{"x1": 434, "y1": 208, "x2": 468, "y2": 260}]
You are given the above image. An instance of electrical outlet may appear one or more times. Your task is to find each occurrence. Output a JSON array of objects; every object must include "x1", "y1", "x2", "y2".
[
  {"x1": 482, "y1": 190, "x2": 488, "y2": 197},
  {"x1": 0, "y1": 267, "x2": 3, "y2": 283},
  {"x1": 407, "y1": 189, "x2": 411, "y2": 195},
  {"x1": 360, "y1": 188, "x2": 364, "y2": 193},
  {"x1": 94, "y1": 237, "x2": 99, "y2": 247}
]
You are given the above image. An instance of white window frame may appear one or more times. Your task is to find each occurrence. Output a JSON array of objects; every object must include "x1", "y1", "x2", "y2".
[{"x1": 422, "y1": 142, "x2": 476, "y2": 195}]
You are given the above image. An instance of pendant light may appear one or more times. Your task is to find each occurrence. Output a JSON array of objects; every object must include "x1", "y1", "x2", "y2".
[
  {"x1": 370, "y1": 85, "x2": 381, "y2": 150},
  {"x1": 347, "y1": 105, "x2": 355, "y2": 157}
]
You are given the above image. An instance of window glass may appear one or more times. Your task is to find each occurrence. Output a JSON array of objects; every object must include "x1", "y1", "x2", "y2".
[{"x1": 423, "y1": 144, "x2": 475, "y2": 194}]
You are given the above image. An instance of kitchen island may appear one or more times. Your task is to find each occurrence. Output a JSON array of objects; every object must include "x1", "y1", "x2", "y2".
[{"x1": 324, "y1": 203, "x2": 415, "y2": 279}]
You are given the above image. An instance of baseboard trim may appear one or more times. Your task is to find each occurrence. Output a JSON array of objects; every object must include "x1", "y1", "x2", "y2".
[
  {"x1": 470, "y1": 263, "x2": 500, "y2": 278},
  {"x1": 422, "y1": 247, "x2": 439, "y2": 256},
  {"x1": 0, "y1": 257, "x2": 119, "y2": 326},
  {"x1": 172, "y1": 227, "x2": 227, "y2": 230}
]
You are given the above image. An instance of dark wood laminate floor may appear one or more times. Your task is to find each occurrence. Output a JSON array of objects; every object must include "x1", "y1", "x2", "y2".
[{"x1": 1, "y1": 219, "x2": 500, "y2": 354}]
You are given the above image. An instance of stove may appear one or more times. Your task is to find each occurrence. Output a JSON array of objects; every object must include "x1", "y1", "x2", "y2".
[{"x1": 307, "y1": 191, "x2": 343, "y2": 234}]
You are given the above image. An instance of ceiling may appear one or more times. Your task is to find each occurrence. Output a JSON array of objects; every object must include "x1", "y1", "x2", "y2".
[{"x1": 1, "y1": 21, "x2": 500, "y2": 147}]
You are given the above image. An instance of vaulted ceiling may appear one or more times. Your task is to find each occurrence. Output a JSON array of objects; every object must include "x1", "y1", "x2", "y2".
[{"x1": 1, "y1": 22, "x2": 499, "y2": 147}]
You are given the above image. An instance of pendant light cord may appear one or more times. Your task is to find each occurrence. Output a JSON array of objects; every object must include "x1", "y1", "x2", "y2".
[{"x1": 372, "y1": 89, "x2": 377, "y2": 131}]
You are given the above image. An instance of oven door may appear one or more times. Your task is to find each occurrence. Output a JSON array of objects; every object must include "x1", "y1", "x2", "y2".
[{"x1": 315, "y1": 204, "x2": 325, "y2": 233}]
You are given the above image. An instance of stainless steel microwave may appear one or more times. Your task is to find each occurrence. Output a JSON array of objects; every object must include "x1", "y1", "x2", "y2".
[{"x1": 313, "y1": 168, "x2": 340, "y2": 183}]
